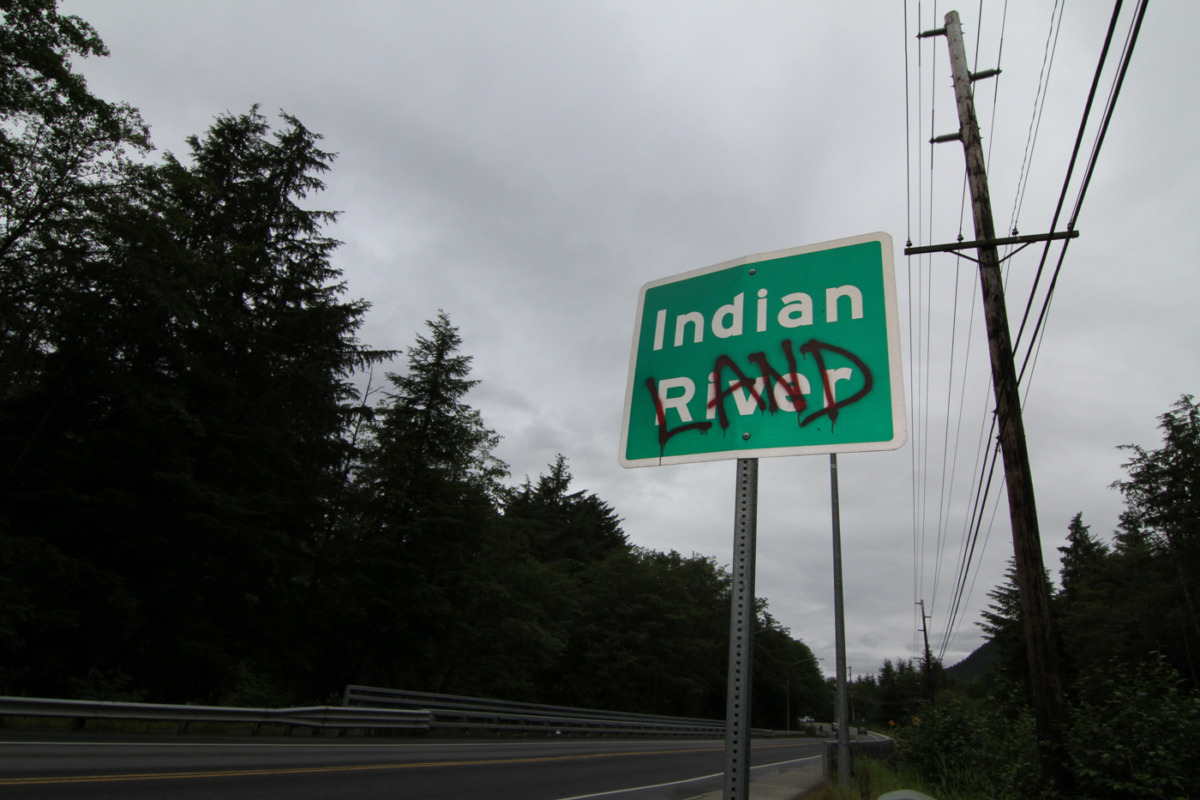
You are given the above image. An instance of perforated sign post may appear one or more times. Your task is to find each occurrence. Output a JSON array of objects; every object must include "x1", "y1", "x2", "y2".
[
  {"x1": 619, "y1": 233, "x2": 905, "y2": 799},
  {"x1": 620, "y1": 232, "x2": 905, "y2": 466}
]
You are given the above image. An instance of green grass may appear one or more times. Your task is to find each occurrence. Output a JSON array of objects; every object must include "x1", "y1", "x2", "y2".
[{"x1": 803, "y1": 758, "x2": 991, "y2": 800}]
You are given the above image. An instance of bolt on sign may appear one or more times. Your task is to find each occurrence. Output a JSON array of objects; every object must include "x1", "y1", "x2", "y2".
[{"x1": 620, "y1": 232, "x2": 906, "y2": 467}]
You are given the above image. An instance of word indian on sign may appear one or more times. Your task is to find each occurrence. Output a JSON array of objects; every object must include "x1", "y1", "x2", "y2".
[{"x1": 620, "y1": 233, "x2": 906, "y2": 467}]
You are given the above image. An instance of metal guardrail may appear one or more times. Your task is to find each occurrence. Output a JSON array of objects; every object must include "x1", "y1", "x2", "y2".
[
  {"x1": 822, "y1": 734, "x2": 896, "y2": 777},
  {"x1": 343, "y1": 685, "x2": 771, "y2": 738},
  {"x1": 0, "y1": 696, "x2": 432, "y2": 734},
  {"x1": 0, "y1": 688, "x2": 781, "y2": 740}
]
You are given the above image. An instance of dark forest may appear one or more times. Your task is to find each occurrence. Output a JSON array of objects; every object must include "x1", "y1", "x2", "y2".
[{"x1": 0, "y1": 0, "x2": 828, "y2": 728}]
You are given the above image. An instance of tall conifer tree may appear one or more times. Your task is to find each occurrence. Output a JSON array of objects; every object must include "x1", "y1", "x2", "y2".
[{"x1": 345, "y1": 313, "x2": 506, "y2": 690}]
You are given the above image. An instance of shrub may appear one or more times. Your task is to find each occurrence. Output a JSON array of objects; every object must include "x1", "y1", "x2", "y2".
[
  {"x1": 1065, "y1": 653, "x2": 1200, "y2": 799},
  {"x1": 896, "y1": 694, "x2": 1040, "y2": 799}
]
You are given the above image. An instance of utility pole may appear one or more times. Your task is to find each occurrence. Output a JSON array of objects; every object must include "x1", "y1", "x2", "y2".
[
  {"x1": 829, "y1": 454, "x2": 850, "y2": 786},
  {"x1": 917, "y1": 600, "x2": 936, "y2": 704},
  {"x1": 920, "y1": 10, "x2": 1072, "y2": 792}
]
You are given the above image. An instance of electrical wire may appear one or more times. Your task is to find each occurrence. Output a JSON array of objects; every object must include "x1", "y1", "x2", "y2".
[
  {"x1": 1013, "y1": 0, "x2": 1126, "y2": 360},
  {"x1": 903, "y1": 0, "x2": 924, "y2": 655},
  {"x1": 935, "y1": 0, "x2": 1148, "y2": 658},
  {"x1": 1008, "y1": 0, "x2": 1067, "y2": 239},
  {"x1": 908, "y1": 3, "x2": 1010, "y2": 664},
  {"x1": 918, "y1": 0, "x2": 941, "y2": 617},
  {"x1": 1018, "y1": 0, "x2": 1146, "y2": 392}
]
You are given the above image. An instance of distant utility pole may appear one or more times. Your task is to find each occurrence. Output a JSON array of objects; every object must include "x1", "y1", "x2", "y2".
[
  {"x1": 916, "y1": 10, "x2": 1073, "y2": 793},
  {"x1": 829, "y1": 454, "x2": 850, "y2": 787},
  {"x1": 917, "y1": 599, "x2": 935, "y2": 704}
]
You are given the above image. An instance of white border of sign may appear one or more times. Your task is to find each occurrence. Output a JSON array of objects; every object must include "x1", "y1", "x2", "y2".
[{"x1": 619, "y1": 232, "x2": 907, "y2": 467}]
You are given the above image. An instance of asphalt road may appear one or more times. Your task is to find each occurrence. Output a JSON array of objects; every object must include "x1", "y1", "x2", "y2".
[{"x1": 0, "y1": 733, "x2": 823, "y2": 799}]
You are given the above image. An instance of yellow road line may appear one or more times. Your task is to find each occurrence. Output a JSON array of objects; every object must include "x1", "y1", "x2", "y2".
[
  {"x1": 0, "y1": 744, "x2": 739, "y2": 786},
  {"x1": 2, "y1": 740, "x2": 807, "y2": 787}
]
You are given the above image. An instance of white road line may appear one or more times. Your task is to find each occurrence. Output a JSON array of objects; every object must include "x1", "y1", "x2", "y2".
[{"x1": 553, "y1": 754, "x2": 820, "y2": 799}]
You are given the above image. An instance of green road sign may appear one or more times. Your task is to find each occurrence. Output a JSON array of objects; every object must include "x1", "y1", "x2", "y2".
[{"x1": 620, "y1": 232, "x2": 906, "y2": 467}]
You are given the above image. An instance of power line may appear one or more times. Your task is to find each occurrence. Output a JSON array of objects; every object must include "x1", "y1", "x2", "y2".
[
  {"x1": 935, "y1": 1, "x2": 1148, "y2": 658},
  {"x1": 1018, "y1": 0, "x2": 1148, "y2": 393},
  {"x1": 903, "y1": 0, "x2": 922, "y2": 653},
  {"x1": 1013, "y1": 0, "x2": 1127, "y2": 361},
  {"x1": 1008, "y1": 0, "x2": 1066, "y2": 239}
]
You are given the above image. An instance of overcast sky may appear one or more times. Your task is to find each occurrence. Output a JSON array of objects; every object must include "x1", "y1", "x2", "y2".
[{"x1": 61, "y1": 1, "x2": 1199, "y2": 678}]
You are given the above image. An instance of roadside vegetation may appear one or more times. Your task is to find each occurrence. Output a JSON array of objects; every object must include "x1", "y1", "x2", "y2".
[
  {"x1": 810, "y1": 395, "x2": 1200, "y2": 798},
  {"x1": 811, "y1": 656, "x2": 1200, "y2": 799}
]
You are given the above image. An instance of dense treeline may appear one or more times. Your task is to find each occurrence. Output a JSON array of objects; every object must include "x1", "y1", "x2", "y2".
[
  {"x1": 847, "y1": 395, "x2": 1200, "y2": 798},
  {"x1": 0, "y1": 1, "x2": 829, "y2": 726},
  {"x1": 1008, "y1": 393, "x2": 1200, "y2": 695}
]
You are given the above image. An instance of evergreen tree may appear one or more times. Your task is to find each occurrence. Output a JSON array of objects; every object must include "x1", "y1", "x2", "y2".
[
  {"x1": 750, "y1": 613, "x2": 828, "y2": 729},
  {"x1": 1109, "y1": 394, "x2": 1200, "y2": 687},
  {"x1": 1, "y1": 101, "x2": 385, "y2": 701},
  {"x1": 552, "y1": 548, "x2": 729, "y2": 717},
  {"x1": 504, "y1": 454, "x2": 627, "y2": 567},
  {"x1": 137, "y1": 108, "x2": 386, "y2": 701},
  {"x1": 1053, "y1": 512, "x2": 1125, "y2": 683},
  {"x1": 876, "y1": 658, "x2": 924, "y2": 725},
  {"x1": 0, "y1": 0, "x2": 149, "y2": 698},
  {"x1": 365, "y1": 311, "x2": 506, "y2": 529},
  {"x1": 0, "y1": 0, "x2": 149, "y2": 394},
  {"x1": 1114, "y1": 395, "x2": 1200, "y2": 557},
  {"x1": 978, "y1": 559, "x2": 1036, "y2": 694},
  {"x1": 345, "y1": 312, "x2": 507, "y2": 690},
  {"x1": 1057, "y1": 513, "x2": 1109, "y2": 602}
]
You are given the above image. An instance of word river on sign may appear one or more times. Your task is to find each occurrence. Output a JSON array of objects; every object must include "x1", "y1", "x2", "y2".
[{"x1": 647, "y1": 337, "x2": 873, "y2": 454}]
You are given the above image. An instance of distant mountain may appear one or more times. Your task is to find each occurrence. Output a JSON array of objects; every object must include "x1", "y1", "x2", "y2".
[{"x1": 946, "y1": 639, "x2": 1000, "y2": 684}]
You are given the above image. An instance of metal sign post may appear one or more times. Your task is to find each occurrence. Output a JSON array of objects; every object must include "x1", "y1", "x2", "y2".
[
  {"x1": 722, "y1": 458, "x2": 758, "y2": 800},
  {"x1": 830, "y1": 453, "x2": 851, "y2": 785}
]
